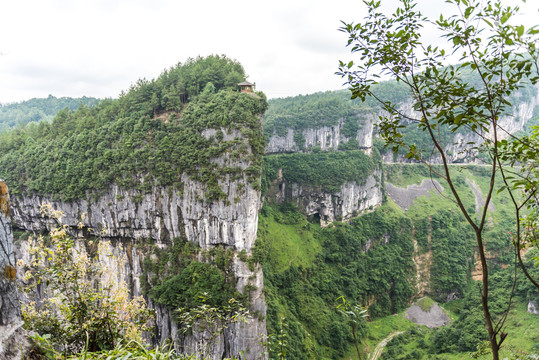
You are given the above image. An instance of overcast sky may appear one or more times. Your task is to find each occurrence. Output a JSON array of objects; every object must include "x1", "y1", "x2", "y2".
[{"x1": 0, "y1": 0, "x2": 537, "y2": 103}]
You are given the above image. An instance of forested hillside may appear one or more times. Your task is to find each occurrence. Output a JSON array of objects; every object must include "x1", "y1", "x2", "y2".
[
  {"x1": 0, "y1": 55, "x2": 266, "y2": 201},
  {"x1": 2, "y1": 56, "x2": 269, "y2": 359},
  {"x1": 260, "y1": 81, "x2": 537, "y2": 358},
  {"x1": 264, "y1": 77, "x2": 539, "y2": 161},
  {"x1": 0, "y1": 95, "x2": 98, "y2": 132},
  {"x1": 264, "y1": 82, "x2": 410, "y2": 138},
  {"x1": 257, "y1": 163, "x2": 538, "y2": 359}
]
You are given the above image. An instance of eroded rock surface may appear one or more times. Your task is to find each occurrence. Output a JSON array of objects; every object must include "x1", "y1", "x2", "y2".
[
  {"x1": 0, "y1": 180, "x2": 30, "y2": 360},
  {"x1": 12, "y1": 157, "x2": 266, "y2": 358},
  {"x1": 385, "y1": 180, "x2": 444, "y2": 211},
  {"x1": 269, "y1": 169, "x2": 383, "y2": 224},
  {"x1": 405, "y1": 301, "x2": 450, "y2": 328},
  {"x1": 266, "y1": 116, "x2": 374, "y2": 154}
]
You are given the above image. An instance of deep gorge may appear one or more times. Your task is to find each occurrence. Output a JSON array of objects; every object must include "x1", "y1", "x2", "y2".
[{"x1": 1, "y1": 56, "x2": 538, "y2": 359}]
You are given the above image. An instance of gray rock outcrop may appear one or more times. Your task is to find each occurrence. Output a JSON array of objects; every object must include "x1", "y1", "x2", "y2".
[
  {"x1": 385, "y1": 180, "x2": 444, "y2": 211},
  {"x1": 0, "y1": 180, "x2": 31, "y2": 360},
  {"x1": 269, "y1": 169, "x2": 383, "y2": 224},
  {"x1": 528, "y1": 299, "x2": 539, "y2": 314},
  {"x1": 266, "y1": 116, "x2": 374, "y2": 154},
  {"x1": 405, "y1": 301, "x2": 450, "y2": 328}
]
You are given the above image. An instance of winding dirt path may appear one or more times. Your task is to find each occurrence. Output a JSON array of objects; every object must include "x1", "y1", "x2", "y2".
[
  {"x1": 368, "y1": 331, "x2": 404, "y2": 360},
  {"x1": 465, "y1": 178, "x2": 495, "y2": 213}
]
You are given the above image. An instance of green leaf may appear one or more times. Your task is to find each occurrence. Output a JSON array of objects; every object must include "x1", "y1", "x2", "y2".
[
  {"x1": 454, "y1": 114, "x2": 465, "y2": 124},
  {"x1": 464, "y1": 6, "x2": 474, "y2": 19},
  {"x1": 482, "y1": 18, "x2": 493, "y2": 27}
]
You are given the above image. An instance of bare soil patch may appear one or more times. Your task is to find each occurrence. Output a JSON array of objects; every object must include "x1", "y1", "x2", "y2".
[
  {"x1": 386, "y1": 179, "x2": 444, "y2": 211},
  {"x1": 405, "y1": 300, "x2": 450, "y2": 328}
]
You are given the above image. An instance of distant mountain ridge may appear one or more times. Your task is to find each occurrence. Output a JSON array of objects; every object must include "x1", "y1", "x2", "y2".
[{"x1": 0, "y1": 94, "x2": 98, "y2": 132}]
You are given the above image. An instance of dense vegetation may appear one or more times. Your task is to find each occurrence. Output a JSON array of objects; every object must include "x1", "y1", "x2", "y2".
[
  {"x1": 2, "y1": 52, "x2": 537, "y2": 360},
  {"x1": 379, "y1": 257, "x2": 539, "y2": 360},
  {"x1": 264, "y1": 68, "x2": 537, "y2": 160},
  {"x1": 0, "y1": 95, "x2": 98, "y2": 132},
  {"x1": 254, "y1": 202, "x2": 415, "y2": 359},
  {"x1": 264, "y1": 91, "x2": 364, "y2": 137},
  {"x1": 263, "y1": 149, "x2": 380, "y2": 194},
  {"x1": 20, "y1": 207, "x2": 154, "y2": 355},
  {"x1": 141, "y1": 239, "x2": 244, "y2": 313},
  {"x1": 256, "y1": 163, "x2": 537, "y2": 359},
  {"x1": 264, "y1": 82, "x2": 411, "y2": 136},
  {"x1": 263, "y1": 83, "x2": 410, "y2": 152},
  {"x1": 0, "y1": 56, "x2": 267, "y2": 201}
]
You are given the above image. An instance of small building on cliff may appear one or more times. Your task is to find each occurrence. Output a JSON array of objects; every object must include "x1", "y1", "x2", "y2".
[{"x1": 238, "y1": 81, "x2": 255, "y2": 93}]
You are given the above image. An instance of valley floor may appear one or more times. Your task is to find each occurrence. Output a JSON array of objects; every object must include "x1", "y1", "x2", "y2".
[{"x1": 340, "y1": 300, "x2": 538, "y2": 360}]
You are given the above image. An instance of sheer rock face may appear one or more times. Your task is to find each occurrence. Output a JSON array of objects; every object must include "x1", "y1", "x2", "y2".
[
  {"x1": 381, "y1": 93, "x2": 539, "y2": 164},
  {"x1": 11, "y1": 163, "x2": 266, "y2": 358},
  {"x1": 265, "y1": 92, "x2": 537, "y2": 161},
  {"x1": 265, "y1": 116, "x2": 374, "y2": 154},
  {"x1": 269, "y1": 169, "x2": 383, "y2": 224},
  {"x1": 39, "y1": 240, "x2": 266, "y2": 360},
  {"x1": 12, "y1": 179, "x2": 260, "y2": 251},
  {"x1": 0, "y1": 181, "x2": 20, "y2": 327},
  {"x1": 0, "y1": 180, "x2": 30, "y2": 360}
]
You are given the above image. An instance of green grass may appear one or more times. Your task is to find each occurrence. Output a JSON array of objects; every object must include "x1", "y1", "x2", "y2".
[
  {"x1": 497, "y1": 300, "x2": 539, "y2": 357},
  {"x1": 257, "y1": 205, "x2": 321, "y2": 272},
  {"x1": 366, "y1": 312, "x2": 415, "y2": 345},
  {"x1": 382, "y1": 165, "x2": 536, "y2": 359},
  {"x1": 443, "y1": 299, "x2": 464, "y2": 322},
  {"x1": 259, "y1": 165, "x2": 535, "y2": 360},
  {"x1": 384, "y1": 164, "x2": 484, "y2": 226},
  {"x1": 345, "y1": 299, "x2": 539, "y2": 360},
  {"x1": 403, "y1": 169, "x2": 476, "y2": 221},
  {"x1": 417, "y1": 297, "x2": 435, "y2": 312},
  {"x1": 340, "y1": 311, "x2": 416, "y2": 360},
  {"x1": 384, "y1": 163, "x2": 436, "y2": 187}
]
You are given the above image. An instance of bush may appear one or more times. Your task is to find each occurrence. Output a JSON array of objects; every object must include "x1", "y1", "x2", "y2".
[{"x1": 20, "y1": 204, "x2": 153, "y2": 354}]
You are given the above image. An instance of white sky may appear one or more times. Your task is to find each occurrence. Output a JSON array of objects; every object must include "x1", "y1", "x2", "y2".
[{"x1": 0, "y1": 0, "x2": 537, "y2": 103}]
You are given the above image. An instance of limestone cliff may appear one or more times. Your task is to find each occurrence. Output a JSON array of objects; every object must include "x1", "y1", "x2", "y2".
[
  {"x1": 267, "y1": 168, "x2": 383, "y2": 224},
  {"x1": 265, "y1": 88, "x2": 538, "y2": 165},
  {"x1": 266, "y1": 115, "x2": 374, "y2": 154},
  {"x1": 0, "y1": 181, "x2": 31, "y2": 360},
  {"x1": 12, "y1": 176, "x2": 260, "y2": 251},
  {"x1": 11, "y1": 125, "x2": 267, "y2": 359},
  {"x1": 381, "y1": 92, "x2": 539, "y2": 163},
  {"x1": 14, "y1": 181, "x2": 265, "y2": 359}
]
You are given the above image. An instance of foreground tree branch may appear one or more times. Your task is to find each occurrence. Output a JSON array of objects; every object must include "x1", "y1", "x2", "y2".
[{"x1": 338, "y1": 0, "x2": 539, "y2": 358}]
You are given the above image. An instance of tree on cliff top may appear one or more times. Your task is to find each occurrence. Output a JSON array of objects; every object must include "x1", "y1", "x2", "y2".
[{"x1": 337, "y1": 0, "x2": 538, "y2": 359}]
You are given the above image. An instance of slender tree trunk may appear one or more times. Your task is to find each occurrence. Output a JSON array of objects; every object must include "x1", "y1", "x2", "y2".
[
  {"x1": 475, "y1": 230, "x2": 499, "y2": 360},
  {"x1": 351, "y1": 326, "x2": 362, "y2": 360}
]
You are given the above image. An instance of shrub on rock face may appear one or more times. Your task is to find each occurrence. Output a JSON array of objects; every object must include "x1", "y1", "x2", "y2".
[{"x1": 20, "y1": 204, "x2": 154, "y2": 354}]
